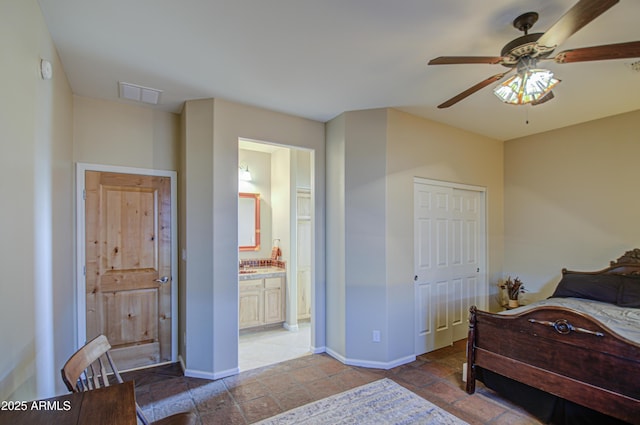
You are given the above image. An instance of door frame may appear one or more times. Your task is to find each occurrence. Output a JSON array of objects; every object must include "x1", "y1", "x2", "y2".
[
  {"x1": 413, "y1": 177, "x2": 488, "y2": 355},
  {"x1": 75, "y1": 163, "x2": 178, "y2": 363}
]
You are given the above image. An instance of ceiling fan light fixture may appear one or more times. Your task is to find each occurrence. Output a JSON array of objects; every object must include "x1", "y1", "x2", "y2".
[{"x1": 494, "y1": 64, "x2": 560, "y2": 105}]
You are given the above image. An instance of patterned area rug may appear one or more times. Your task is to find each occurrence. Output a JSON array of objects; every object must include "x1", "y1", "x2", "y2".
[{"x1": 254, "y1": 378, "x2": 469, "y2": 425}]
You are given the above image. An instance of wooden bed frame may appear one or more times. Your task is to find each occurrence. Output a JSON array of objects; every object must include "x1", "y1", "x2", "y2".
[{"x1": 466, "y1": 249, "x2": 640, "y2": 424}]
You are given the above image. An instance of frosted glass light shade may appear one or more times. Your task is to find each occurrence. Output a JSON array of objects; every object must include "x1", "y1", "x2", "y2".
[{"x1": 494, "y1": 69, "x2": 559, "y2": 105}]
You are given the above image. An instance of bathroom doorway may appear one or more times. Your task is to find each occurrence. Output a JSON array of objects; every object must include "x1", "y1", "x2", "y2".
[{"x1": 238, "y1": 138, "x2": 314, "y2": 371}]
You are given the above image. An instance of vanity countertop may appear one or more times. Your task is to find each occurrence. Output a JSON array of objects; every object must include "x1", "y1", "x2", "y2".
[{"x1": 238, "y1": 267, "x2": 286, "y2": 280}]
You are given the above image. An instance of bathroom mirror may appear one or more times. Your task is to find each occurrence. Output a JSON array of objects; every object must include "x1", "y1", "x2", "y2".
[{"x1": 239, "y1": 192, "x2": 260, "y2": 251}]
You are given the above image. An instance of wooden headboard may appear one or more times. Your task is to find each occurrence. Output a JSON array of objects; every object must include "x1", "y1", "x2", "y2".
[{"x1": 562, "y1": 248, "x2": 640, "y2": 276}]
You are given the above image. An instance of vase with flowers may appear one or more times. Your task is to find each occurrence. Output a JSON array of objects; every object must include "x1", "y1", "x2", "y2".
[{"x1": 499, "y1": 276, "x2": 525, "y2": 308}]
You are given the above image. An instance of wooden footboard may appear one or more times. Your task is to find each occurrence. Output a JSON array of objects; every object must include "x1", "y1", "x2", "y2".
[{"x1": 466, "y1": 305, "x2": 640, "y2": 423}]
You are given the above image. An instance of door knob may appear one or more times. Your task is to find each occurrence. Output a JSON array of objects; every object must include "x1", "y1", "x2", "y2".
[{"x1": 155, "y1": 276, "x2": 169, "y2": 284}]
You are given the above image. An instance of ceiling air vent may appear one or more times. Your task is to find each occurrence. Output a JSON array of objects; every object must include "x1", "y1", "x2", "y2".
[{"x1": 118, "y1": 82, "x2": 162, "y2": 105}]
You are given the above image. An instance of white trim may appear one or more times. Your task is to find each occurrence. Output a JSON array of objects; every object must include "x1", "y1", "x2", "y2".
[
  {"x1": 481, "y1": 188, "x2": 490, "y2": 310},
  {"x1": 325, "y1": 348, "x2": 415, "y2": 370},
  {"x1": 75, "y1": 163, "x2": 178, "y2": 364},
  {"x1": 283, "y1": 322, "x2": 299, "y2": 332},
  {"x1": 119, "y1": 360, "x2": 173, "y2": 374},
  {"x1": 310, "y1": 345, "x2": 326, "y2": 355},
  {"x1": 413, "y1": 176, "x2": 487, "y2": 193},
  {"x1": 184, "y1": 367, "x2": 240, "y2": 381}
]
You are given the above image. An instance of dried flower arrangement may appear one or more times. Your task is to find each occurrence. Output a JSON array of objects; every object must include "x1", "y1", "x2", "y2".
[{"x1": 499, "y1": 276, "x2": 526, "y2": 301}]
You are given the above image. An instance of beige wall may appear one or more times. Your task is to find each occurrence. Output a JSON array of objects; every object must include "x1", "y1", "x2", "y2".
[
  {"x1": 326, "y1": 108, "x2": 504, "y2": 366},
  {"x1": 270, "y1": 148, "x2": 292, "y2": 322},
  {"x1": 0, "y1": 0, "x2": 73, "y2": 400},
  {"x1": 73, "y1": 96, "x2": 181, "y2": 367},
  {"x1": 181, "y1": 98, "x2": 325, "y2": 378},
  {"x1": 0, "y1": 59, "x2": 180, "y2": 400},
  {"x1": 180, "y1": 99, "x2": 215, "y2": 371},
  {"x1": 386, "y1": 109, "x2": 504, "y2": 356},
  {"x1": 73, "y1": 96, "x2": 180, "y2": 170},
  {"x1": 386, "y1": 108, "x2": 505, "y2": 289},
  {"x1": 326, "y1": 109, "x2": 389, "y2": 364},
  {"x1": 325, "y1": 114, "x2": 347, "y2": 355},
  {"x1": 7, "y1": 0, "x2": 635, "y2": 401},
  {"x1": 504, "y1": 109, "x2": 640, "y2": 300}
]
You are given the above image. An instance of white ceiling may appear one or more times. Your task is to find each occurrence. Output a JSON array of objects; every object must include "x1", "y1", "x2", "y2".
[{"x1": 38, "y1": 0, "x2": 640, "y2": 141}]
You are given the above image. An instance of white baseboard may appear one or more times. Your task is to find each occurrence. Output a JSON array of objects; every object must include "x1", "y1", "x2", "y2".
[
  {"x1": 325, "y1": 347, "x2": 347, "y2": 364},
  {"x1": 283, "y1": 322, "x2": 299, "y2": 332},
  {"x1": 180, "y1": 347, "x2": 414, "y2": 379},
  {"x1": 181, "y1": 356, "x2": 239, "y2": 381},
  {"x1": 325, "y1": 348, "x2": 415, "y2": 370},
  {"x1": 212, "y1": 367, "x2": 240, "y2": 380},
  {"x1": 184, "y1": 368, "x2": 215, "y2": 380}
]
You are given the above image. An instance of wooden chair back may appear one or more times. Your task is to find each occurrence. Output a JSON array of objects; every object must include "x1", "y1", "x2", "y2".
[
  {"x1": 61, "y1": 335, "x2": 150, "y2": 425},
  {"x1": 61, "y1": 335, "x2": 120, "y2": 392},
  {"x1": 62, "y1": 335, "x2": 197, "y2": 425}
]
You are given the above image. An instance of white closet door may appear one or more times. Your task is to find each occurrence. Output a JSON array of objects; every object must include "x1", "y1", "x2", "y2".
[
  {"x1": 414, "y1": 181, "x2": 485, "y2": 355},
  {"x1": 449, "y1": 189, "x2": 482, "y2": 341}
]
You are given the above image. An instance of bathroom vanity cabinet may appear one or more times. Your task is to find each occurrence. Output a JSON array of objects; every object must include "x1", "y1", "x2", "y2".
[{"x1": 239, "y1": 270, "x2": 285, "y2": 329}]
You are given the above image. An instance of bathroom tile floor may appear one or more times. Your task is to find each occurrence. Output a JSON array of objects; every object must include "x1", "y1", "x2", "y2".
[
  {"x1": 123, "y1": 338, "x2": 543, "y2": 425},
  {"x1": 239, "y1": 322, "x2": 312, "y2": 372}
]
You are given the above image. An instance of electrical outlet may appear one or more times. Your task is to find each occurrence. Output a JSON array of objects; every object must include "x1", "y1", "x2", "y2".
[{"x1": 372, "y1": 330, "x2": 381, "y2": 343}]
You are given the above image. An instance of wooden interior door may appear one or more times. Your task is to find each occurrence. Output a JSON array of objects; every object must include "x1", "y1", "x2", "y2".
[{"x1": 85, "y1": 171, "x2": 172, "y2": 370}]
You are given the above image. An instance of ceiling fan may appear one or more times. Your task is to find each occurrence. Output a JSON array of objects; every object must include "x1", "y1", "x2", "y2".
[{"x1": 428, "y1": 0, "x2": 640, "y2": 108}]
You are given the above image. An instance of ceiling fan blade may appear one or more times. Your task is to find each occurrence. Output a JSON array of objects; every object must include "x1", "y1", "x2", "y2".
[
  {"x1": 552, "y1": 41, "x2": 640, "y2": 63},
  {"x1": 437, "y1": 71, "x2": 511, "y2": 109},
  {"x1": 428, "y1": 56, "x2": 504, "y2": 65},
  {"x1": 532, "y1": 91, "x2": 555, "y2": 106},
  {"x1": 537, "y1": 0, "x2": 619, "y2": 50}
]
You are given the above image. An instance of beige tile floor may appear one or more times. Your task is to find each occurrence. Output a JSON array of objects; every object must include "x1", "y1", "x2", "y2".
[{"x1": 239, "y1": 322, "x2": 311, "y2": 371}]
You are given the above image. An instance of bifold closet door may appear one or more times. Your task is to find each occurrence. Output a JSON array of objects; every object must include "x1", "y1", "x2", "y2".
[{"x1": 414, "y1": 181, "x2": 485, "y2": 355}]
